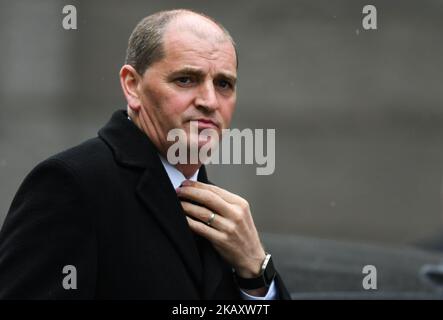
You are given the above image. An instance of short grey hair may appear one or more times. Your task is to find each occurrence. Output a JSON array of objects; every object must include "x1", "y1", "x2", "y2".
[{"x1": 124, "y1": 9, "x2": 238, "y2": 75}]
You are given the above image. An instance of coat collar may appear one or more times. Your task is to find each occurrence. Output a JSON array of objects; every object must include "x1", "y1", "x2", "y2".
[
  {"x1": 98, "y1": 110, "x2": 224, "y2": 298},
  {"x1": 98, "y1": 110, "x2": 158, "y2": 169}
]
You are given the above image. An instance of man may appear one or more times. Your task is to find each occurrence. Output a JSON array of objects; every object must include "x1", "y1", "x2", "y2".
[{"x1": 0, "y1": 9, "x2": 290, "y2": 299}]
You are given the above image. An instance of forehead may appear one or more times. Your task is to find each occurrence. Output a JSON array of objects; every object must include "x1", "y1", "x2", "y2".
[{"x1": 159, "y1": 17, "x2": 237, "y2": 74}]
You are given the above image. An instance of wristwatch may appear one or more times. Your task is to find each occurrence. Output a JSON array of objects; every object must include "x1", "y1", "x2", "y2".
[{"x1": 234, "y1": 253, "x2": 276, "y2": 290}]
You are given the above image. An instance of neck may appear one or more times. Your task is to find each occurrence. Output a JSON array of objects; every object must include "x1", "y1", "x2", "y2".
[{"x1": 175, "y1": 163, "x2": 201, "y2": 179}]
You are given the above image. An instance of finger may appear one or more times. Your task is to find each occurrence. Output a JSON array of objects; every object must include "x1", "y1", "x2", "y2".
[
  {"x1": 177, "y1": 186, "x2": 233, "y2": 219},
  {"x1": 181, "y1": 180, "x2": 244, "y2": 205},
  {"x1": 181, "y1": 201, "x2": 232, "y2": 231},
  {"x1": 185, "y1": 216, "x2": 225, "y2": 244}
]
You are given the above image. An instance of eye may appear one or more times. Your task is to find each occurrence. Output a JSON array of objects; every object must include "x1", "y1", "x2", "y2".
[
  {"x1": 216, "y1": 79, "x2": 233, "y2": 90},
  {"x1": 175, "y1": 76, "x2": 194, "y2": 87}
]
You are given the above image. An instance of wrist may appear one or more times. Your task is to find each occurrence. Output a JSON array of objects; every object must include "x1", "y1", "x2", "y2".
[
  {"x1": 234, "y1": 251, "x2": 266, "y2": 278},
  {"x1": 234, "y1": 253, "x2": 276, "y2": 290}
]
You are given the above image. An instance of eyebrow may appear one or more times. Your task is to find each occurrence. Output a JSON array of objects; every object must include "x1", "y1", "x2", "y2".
[{"x1": 169, "y1": 66, "x2": 237, "y2": 84}]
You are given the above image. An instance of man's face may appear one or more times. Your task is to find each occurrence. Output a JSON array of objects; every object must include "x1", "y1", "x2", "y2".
[{"x1": 134, "y1": 18, "x2": 237, "y2": 158}]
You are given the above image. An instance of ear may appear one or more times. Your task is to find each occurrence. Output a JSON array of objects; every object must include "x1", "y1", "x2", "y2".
[{"x1": 119, "y1": 65, "x2": 143, "y2": 112}]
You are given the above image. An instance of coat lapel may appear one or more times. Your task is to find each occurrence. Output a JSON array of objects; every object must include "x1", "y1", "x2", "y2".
[
  {"x1": 136, "y1": 166, "x2": 204, "y2": 290},
  {"x1": 98, "y1": 110, "x2": 203, "y2": 294}
]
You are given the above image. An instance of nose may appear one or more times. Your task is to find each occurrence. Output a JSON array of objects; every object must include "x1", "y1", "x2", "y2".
[{"x1": 195, "y1": 81, "x2": 219, "y2": 113}]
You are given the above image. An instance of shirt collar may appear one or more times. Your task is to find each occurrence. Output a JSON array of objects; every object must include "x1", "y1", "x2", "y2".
[{"x1": 159, "y1": 156, "x2": 199, "y2": 189}]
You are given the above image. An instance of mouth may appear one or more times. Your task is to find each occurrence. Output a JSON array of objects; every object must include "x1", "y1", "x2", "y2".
[{"x1": 190, "y1": 118, "x2": 219, "y2": 129}]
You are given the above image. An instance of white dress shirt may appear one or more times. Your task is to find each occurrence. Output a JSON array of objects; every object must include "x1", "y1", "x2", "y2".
[{"x1": 159, "y1": 156, "x2": 277, "y2": 300}]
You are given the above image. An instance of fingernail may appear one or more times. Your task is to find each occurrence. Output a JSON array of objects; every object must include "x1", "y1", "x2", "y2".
[{"x1": 175, "y1": 187, "x2": 181, "y2": 193}]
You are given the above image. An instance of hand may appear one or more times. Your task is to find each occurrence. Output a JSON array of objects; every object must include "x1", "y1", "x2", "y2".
[{"x1": 176, "y1": 180, "x2": 266, "y2": 281}]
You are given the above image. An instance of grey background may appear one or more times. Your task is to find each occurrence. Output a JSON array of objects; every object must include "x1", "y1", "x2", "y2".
[{"x1": 1, "y1": 0, "x2": 443, "y2": 249}]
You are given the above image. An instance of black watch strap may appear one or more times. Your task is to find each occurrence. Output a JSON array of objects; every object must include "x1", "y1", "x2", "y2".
[{"x1": 234, "y1": 254, "x2": 276, "y2": 290}]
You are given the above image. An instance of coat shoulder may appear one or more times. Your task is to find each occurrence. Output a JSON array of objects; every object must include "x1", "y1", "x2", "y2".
[
  {"x1": 50, "y1": 137, "x2": 112, "y2": 169},
  {"x1": 43, "y1": 136, "x2": 122, "y2": 183}
]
